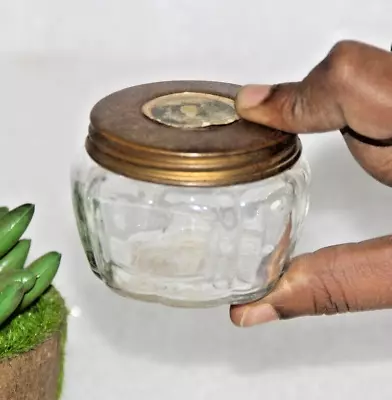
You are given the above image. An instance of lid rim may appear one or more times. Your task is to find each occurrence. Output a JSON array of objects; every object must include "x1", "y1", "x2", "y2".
[
  {"x1": 85, "y1": 136, "x2": 302, "y2": 187},
  {"x1": 88, "y1": 124, "x2": 296, "y2": 157}
]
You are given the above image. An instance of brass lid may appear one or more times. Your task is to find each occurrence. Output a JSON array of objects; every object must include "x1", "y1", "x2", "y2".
[{"x1": 86, "y1": 80, "x2": 301, "y2": 187}]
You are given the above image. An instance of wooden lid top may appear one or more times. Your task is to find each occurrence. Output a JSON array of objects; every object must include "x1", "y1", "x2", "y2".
[{"x1": 86, "y1": 80, "x2": 301, "y2": 187}]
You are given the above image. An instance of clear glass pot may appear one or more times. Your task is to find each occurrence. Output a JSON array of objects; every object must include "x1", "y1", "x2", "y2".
[
  {"x1": 71, "y1": 154, "x2": 310, "y2": 307},
  {"x1": 71, "y1": 80, "x2": 311, "y2": 307}
]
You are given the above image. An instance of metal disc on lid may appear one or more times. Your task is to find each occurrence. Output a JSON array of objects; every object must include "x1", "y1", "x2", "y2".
[
  {"x1": 86, "y1": 80, "x2": 302, "y2": 187},
  {"x1": 141, "y1": 91, "x2": 240, "y2": 129}
]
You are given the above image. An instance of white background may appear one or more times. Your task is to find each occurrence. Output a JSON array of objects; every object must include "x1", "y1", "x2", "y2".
[{"x1": 1, "y1": 1, "x2": 392, "y2": 399}]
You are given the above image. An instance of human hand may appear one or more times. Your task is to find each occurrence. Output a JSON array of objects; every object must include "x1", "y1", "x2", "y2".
[
  {"x1": 231, "y1": 40, "x2": 392, "y2": 327},
  {"x1": 0, "y1": 204, "x2": 61, "y2": 326}
]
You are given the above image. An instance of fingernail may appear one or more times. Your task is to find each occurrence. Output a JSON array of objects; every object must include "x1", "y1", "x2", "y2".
[
  {"x1": 240, "y1": 303, "x2": 279, "y2": 327},
  {"x1": 236, "y1": 84, "x2": 272, "y2": 110}
]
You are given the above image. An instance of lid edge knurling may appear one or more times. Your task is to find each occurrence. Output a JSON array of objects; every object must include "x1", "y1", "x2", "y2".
[{"x1": 85, "y1": 134, "x2": 302, "y2": 187}]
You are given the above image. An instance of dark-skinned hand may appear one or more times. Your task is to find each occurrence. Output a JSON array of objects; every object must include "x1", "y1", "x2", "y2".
[{"x1": 230, "y1": 40, "x2": 392, "y2": 327}]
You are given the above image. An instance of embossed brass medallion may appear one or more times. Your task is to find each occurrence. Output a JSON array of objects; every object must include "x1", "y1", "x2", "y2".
[{"x1": 141, "y1": 92, "x2": 239, "y2": 129}]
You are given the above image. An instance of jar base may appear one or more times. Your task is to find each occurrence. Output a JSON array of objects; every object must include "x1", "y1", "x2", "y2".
[{"x1": 104, "y1": 280, "x2": 277, "y2": 308}]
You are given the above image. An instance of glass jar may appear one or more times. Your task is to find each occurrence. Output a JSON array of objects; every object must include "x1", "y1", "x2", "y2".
[{"x1": 71, "y1": 81, "x2": 311, "y2": 307}]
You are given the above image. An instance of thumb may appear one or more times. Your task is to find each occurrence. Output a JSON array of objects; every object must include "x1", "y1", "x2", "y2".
[
  {"x1": 230, "y1": 235, "x2": 392, "y2": 327},
  {"x1": 235, "y1": 40, "x2": 392, "y2": 136},
  {"x1": 235, "y1": 81, "x2": 345, "y2": 134}
]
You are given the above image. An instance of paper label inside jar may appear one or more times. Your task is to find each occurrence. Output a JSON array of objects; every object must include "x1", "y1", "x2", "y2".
[{"x1": 141, "y1": 92, "x2": 240, "y2": 129}]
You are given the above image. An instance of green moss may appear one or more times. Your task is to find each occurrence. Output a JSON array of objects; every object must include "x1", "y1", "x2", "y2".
[{"x1": 0, "y1": 286, "x2": 68, "y2": 398}]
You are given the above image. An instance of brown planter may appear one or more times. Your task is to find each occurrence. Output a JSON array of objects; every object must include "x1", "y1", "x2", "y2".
[
  {"x1": 0, "y1": 287, "x2": 67, "y2": 400},
  {"x1": 0, "y1": 331, "x2": 63, "y2": 400}
]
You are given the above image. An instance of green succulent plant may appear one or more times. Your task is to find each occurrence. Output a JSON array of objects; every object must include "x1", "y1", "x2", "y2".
[{"x1": 0, "y1": 204, "x2": 61, "y2": 327}]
